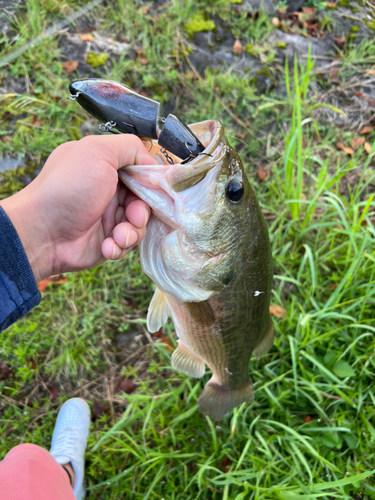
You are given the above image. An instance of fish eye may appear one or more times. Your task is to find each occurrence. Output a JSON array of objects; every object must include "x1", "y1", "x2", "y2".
[{"x1": 226, "y1": 179, "x2": 244, "y2": 203}]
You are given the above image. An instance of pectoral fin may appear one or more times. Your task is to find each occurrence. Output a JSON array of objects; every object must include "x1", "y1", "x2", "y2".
[
  {"x1": 171, "y1": 342, "x2": 206, "y2": 378},
  {"x1": 253, "y1": 319, "x2": 274, "y2": 359},
  {"x1": 147, "y1": 288, "x2": 171, "y2": 333}
]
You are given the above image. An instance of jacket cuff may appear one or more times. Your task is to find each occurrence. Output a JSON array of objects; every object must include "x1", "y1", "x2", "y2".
[{"x1": 0, "y1": 206, "x2": 41, "y2": 332}]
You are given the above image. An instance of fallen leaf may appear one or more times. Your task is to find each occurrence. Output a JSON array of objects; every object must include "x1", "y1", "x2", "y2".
[
  {"x1": 236, "y1": 132, "x2": 245, "y2": 140},
  {"x1": 93, "y1": 399, "x2": 105, "y2": 420},
  {"x1": 360, "y1": 126, "x2": 372, "y2": 134},
  {"x1": 367, "y1": 98, "x2": 375, "y2": 107},
  {"x1": 37, "y1": 275, "x2": 68, "y2": 291},
  {"x1": 142, "y1": 5, "x2": 151, "y2": 14},
  {"x1": 364, "y1": 142, "x2": 372, "y2": 154},
  {"x1": 233, "y1": 39, "x2": 242, "y2": 54},
  {"x1": 152, "y1": 328, "x2": 162, "y2": 338},
  {"x1": 302, "y1": 6, "x2": 316, "y2": 14},
  {"x1": 37, "y1": 279, "x2": 51, "y2": 291},
  {"x1": 334, "y1": 37, "x2": 346, "y2": 48},
  {"x1": 353, "y1": 90, "x2": 365, "y2": 99},
  {"x1": 352, "y1": 137, "x2": 365, "y2": 147},
  {"x1": 303, "y1": 415, "x2": 314, "y2": 423},
  {"x1": 326, "y1": 1, "x2": 337, "y2": 6},
  {"x1": 48, "y1": 385, "x2": 58, "y2": 402},
  {"x1": 0, "y1": 362, "x2": 12, "y2": 380},
  {"x1": 365, "y1": 69, "x2": 375, "y2": 76},
  {"x1": 269, "y1": 305, "x2": 286, "y2": 318},
  {"x1": 271, "y1": 17, "x2": 280, "y2": 26},
  {"x1": 116, "y1": 376, "x2": 135, "y2": 394},
  {"x1": 229, "y1": 102, "x2": 236, "y2": 109},
  {"x1": 257, "y1": 165, "x2": 267, "y2": 181},
  {"x1": 220, "y1": 456, "x2": 232, "y2": 473},
  {"x1": 80, "y1": 33, "x2": 94, "y2": 42},
  {"x1": 336, "y1": 142, "x2": 354, "y2": 155},
  {"x1": 138, "y1": 56, "x2": 148, "y2": 64},
  {"x1": 32, "y1": 115, "x2": 44, "y2": 127},
  {"x1": 301, "y1": 193, "x2": 307, "y2": 201},
  {"x1": 160, "y1": 335, "x2": 174, "y2": 350},
  {"x1": 62, "y1": 60, "x2": 79, "y2": 73}
]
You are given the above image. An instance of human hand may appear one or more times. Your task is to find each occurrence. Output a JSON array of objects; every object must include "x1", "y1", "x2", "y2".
[{"x1": 0, "y1": 135, "x2": 156, "y2": 282}]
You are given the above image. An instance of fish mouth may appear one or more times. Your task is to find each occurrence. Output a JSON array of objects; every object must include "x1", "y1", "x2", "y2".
[{"x1": 118, "y1": 120, "x2": 226, "y2": 228}]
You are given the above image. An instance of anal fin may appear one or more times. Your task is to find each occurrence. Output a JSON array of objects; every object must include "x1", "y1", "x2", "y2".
[
  {"x1": 147, "y1": 288, "x2": 171, "y2": 333},
  {"x1": 253, "y1": 319, "x2": 274, "y2": 359},
  {"x1": 171, "y1": 342, "x2": 205, "y2": 378}
]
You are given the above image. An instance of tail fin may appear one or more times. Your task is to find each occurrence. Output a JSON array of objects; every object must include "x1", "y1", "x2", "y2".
[{"x1": 198, "y1": 378, "x2": 253, "y2": 421}]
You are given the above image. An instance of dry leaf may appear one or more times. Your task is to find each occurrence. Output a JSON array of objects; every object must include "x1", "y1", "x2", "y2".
[
  {"x1": 48, "y1": 385, "x2": 58, "y2": 402},
  {"x1": 257, "y1": 165, "x2": 267, "y2": 181},
  {"x1": 269, "y1": 305, "x2": 286, "y2": 318},
  {"x1": 229, "y1": 102, "x2": 236, "y2": 109},
  {"x1": 360, "y1": 126, "x2": 372, "y2": 134},
  {"x1": 353, "y1": 90, "x2": 365, "y2": 99},
  {"x1": 236, "y1": 132, "x2": 245, "y2": 140},
  {"x1": 336, "y1": 142, "x2": 354, "y2": 155},
  {"x1": 37, "y1": 279, "x2": 50, "y2": 291},
  {"x1": 302, "y1": 6, "x2": 316, "y2": 14},
  {"x1": 80, "y1": 34, "x2": 94, "y2": 42},
  {"x1": 233, "y1": 39, "x2": 242, "y2": 54},
  {"x1": 142, "y1": 5, "x2": 151, "y2": 14},
  {"x1": 116, "y1": 376, "x2": 135, "y2": 394},
  {"x1": 352, "y1": 137, "x2": 365, "y2": 147},
  {"x1": 138, "y1": 56, "x2": 148, "y2": 64},
  {"x1": 37, "y1": 275, "x2": 68, "y2": 291},
  {"x1": 271, "y1": 17, "x2": 280, "y2": 26},
  {"x1": 365, "y1": 69, "x2": 375, "y2": 76},
  {"x1": 220, "y1": 456, "x2": 232, "y2": 473},
  {"x1": 0, "y1": 362, "x2": 12, "y2": 380},
  {"x1": 334, "y1": 37, "x2": 345, "y2": 48},
  {"x1": 367, "y1": 98, "x2": 375, "y2": 107},
  {"x1": 364, "y1": 142, "x2": 372, "y2": 154},
  {"x1": 62, "y1": 60, "x2": 79, "y2": 73},
  {"x1": 93, "y1": 399, "x2": 105, "y2": 420},
  {"x1": 160, "y1": 335, "x2": 173, "y2": 350},
  {"x1": 326, "y1": 1, "x2": 337, "y2": 6},
  {"x1": 303, "y1": 415, "x2": 314, "y2": 423}
]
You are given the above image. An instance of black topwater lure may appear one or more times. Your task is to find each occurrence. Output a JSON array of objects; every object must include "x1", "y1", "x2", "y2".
[{"x1": 69, "y1": 79, "x2": 205, "y2": 164}]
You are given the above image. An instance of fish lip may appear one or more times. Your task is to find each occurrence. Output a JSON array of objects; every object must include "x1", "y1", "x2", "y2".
[{"x1": 118, "y1": 120, "x2": 224, "y2": 228}]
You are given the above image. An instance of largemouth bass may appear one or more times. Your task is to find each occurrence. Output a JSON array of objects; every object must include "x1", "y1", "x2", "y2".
[{"x1": 119, "y1": 120, "x2": 273, "y2": 420}]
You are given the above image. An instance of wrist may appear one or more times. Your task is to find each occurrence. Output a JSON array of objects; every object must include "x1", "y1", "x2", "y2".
[{"x1": 0, "y1": 187, "x2": 54, "y2": 283}]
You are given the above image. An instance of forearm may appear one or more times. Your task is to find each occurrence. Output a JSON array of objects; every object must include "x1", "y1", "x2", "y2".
[{"x1": 0, "y1": 206, "x2": 41, "y2": 332}]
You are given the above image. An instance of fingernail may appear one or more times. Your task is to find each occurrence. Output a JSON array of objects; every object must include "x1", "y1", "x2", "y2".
[
  {"x1": 142, "y1": 208, "x2": 149, "y2": 226},
  {"x1": 125, "y1": 230, "x2": 138, "y2": 248},
  {"x1": 112, "y1": 244, "x2": 122, "y2": 259}
]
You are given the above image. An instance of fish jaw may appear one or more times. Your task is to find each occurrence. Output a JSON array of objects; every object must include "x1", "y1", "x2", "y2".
[{"x1": 118, "y1": 120, "x2": 226, "y2": 231}]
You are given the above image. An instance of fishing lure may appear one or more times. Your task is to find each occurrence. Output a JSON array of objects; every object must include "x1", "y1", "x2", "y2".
[{"x1": 69, "y1": 79, "x2": 206, "y2": 164}]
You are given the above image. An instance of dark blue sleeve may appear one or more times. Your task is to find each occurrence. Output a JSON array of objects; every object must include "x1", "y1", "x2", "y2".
[{"x1": 0, "y1": 206, "x2": 41, "y2": 332}]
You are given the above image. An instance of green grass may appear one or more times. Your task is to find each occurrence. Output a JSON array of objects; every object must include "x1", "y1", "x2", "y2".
[{"x1": 1, "y1": 0, "x2": 375, "y2": 498}]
